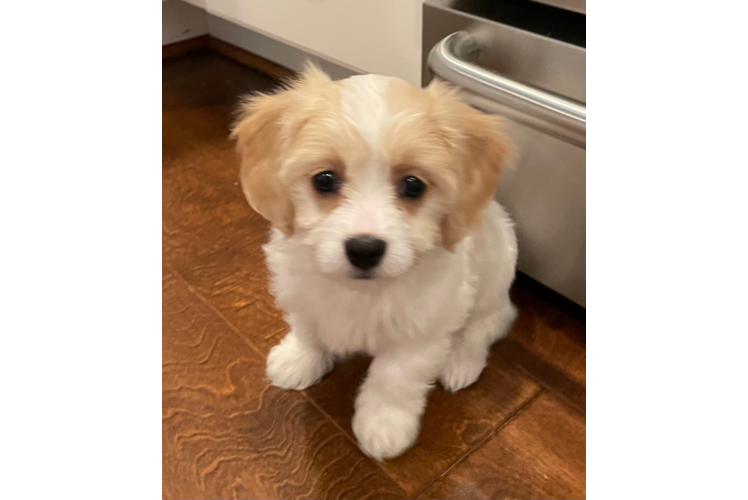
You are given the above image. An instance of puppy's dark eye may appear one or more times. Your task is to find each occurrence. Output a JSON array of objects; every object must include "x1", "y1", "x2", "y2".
[
  {"x1": 398, "y1": 176, "x2": 426, "y2": 199},
  {"x1": 312, "y1": 171, "x2": 340, "y2": 194}
]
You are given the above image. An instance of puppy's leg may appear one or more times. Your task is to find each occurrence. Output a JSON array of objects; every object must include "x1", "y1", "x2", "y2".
[
  {"x1": 440, "y1": 296, "x2": 517, "y2": 392},
  {"x1": 352, "y1": 339, "x2": 448, "y2": 460},
  {"x1": 266, "y1": 315, "x2": 333, "y2": 390}
]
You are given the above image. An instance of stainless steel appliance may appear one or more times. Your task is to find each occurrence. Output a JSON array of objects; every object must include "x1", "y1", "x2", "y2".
[{"x1": 423, "y1": 0, "x2": 586, "y2": 306}]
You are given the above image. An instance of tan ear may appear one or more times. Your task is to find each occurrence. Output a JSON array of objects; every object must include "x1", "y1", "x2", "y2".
[
  {"x1": 230, "y1": 64, "x2": 333, "y2": 235},
  {"x1": 231, "y1": 90, "x2": 295, "y2": 235},
  {"x1": 439, "y1": 99, "x2": 515, "y2": 250}
]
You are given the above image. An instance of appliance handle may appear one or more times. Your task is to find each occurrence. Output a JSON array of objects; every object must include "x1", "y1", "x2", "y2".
[{"x1": 427, "y1": 31, "x2": 586, "y2": 148}]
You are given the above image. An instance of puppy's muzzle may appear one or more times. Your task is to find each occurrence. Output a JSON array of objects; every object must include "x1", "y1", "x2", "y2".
[{"x1": 345, "y1": 236, "x2": 387, "y2": 270}]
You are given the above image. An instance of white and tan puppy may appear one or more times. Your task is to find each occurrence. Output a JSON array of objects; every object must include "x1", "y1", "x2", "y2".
[{"x1": 231, "y1": 66, "x2": 518, "y2": 460}]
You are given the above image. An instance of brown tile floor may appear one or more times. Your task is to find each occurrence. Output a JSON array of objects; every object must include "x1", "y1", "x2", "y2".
[{"x1": 163, "y1": 49, "x2": 586, "y2": 499}]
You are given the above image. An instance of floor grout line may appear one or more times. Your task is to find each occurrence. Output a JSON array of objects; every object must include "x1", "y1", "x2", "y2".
[{"x1": 410, "y1": 387, "x2": 546, "y2": 500}]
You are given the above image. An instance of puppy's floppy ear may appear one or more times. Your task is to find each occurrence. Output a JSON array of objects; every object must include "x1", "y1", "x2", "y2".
[
  {"x1": 230, "y1": 64, "x2": 333, "y2": 235},
  {"x1": 428, "y1": 80, "x2": 515, "y2": 250},
  {"x1": 231, "y1": 89, "x2": 295, "y2": 235}
]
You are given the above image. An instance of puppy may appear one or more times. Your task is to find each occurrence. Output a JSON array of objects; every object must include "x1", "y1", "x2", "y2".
[{"x1": 231, "y1": 65, "x2": 518, "y2": 460}]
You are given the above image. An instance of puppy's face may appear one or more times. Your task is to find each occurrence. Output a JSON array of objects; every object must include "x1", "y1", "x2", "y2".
[{"x1": 232, "y1": 67, "x2": 512, "y2": 280}]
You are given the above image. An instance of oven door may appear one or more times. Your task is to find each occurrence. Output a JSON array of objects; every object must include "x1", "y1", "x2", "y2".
[{"x1": 423, "y1": 1, "x2": 586, "y2": 306}]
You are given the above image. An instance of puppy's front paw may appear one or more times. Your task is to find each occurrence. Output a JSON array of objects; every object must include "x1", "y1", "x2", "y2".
[
  {"x1": 352, "y1": 404, "x2": 420, "y2": 461},
  {"x1": 266, "y1": 336, "x2": 332, "y2": 390},
  {"x1": 439, "y1": 349, "x2": 486, "y2": 392}
]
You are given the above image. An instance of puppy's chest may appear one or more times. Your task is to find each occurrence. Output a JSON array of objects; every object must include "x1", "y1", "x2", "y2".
[
  {"x1": 313, "y1": 286, "x2": 467, "y2": 355},
  {"x1": 268, "y1": 264, "x2": 475, "y2": 355}
]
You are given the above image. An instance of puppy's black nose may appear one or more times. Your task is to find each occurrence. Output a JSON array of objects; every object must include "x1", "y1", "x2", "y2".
[{"x1": 345, "y1": 236, "x2": 387, "y2": 270}]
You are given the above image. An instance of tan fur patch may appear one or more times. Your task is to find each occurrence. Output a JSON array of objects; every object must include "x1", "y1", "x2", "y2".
[
  {"x1": 231, "y1": 66, "x2": 355, "y2": 233},
  {"x1": 381, "y1": 78, "x2": 514, "y2": 250},
  {"x1": 432, "y1": 81, "x2": 514, "y2": 250}
]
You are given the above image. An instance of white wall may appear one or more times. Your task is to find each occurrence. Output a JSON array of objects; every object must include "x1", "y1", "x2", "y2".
[
  {"x1": 162, "y1": 0, "x2": 208, "y2": 45},
  {"x1": 207, "y1": 14, "x2": 359, "y2": 81},
  {"x1": 206, "y1": 0, "x2": 423, "y2": 86},
  {"x1": 163, "y1": 0, "x2": 425, "y2": 85}
]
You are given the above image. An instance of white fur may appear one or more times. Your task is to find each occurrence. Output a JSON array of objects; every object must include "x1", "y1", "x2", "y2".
[
  {"x1": 261, "y1": 75, "x2": 518, "y2": 460},
  {"x1": 264, "y1": 201, "x2": 517, "y2": 459}
]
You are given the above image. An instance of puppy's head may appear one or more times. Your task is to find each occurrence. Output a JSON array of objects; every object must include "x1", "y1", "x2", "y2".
[{"x1": 231, "y1": 66, "x2": 513, "y2": 280}]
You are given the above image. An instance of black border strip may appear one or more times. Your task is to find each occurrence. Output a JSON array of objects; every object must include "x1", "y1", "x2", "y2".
[
  {"x1": 449, "y1": 0, "x2": 586, "y2": 47},
  {"x1": 587, "y1": 15, "x2": 748, "y2": 49}
]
